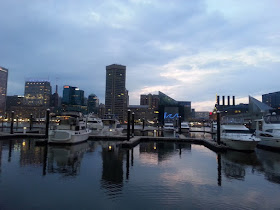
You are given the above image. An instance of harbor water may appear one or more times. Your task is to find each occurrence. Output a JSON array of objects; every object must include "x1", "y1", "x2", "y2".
[{"x1": 0, "y1": 139, "x2": 280, "y2": 209}]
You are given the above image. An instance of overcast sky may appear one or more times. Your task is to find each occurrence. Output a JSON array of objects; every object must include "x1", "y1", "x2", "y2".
[{"x1": 1, "y1": 0, "x2": 279, "y2": 111}]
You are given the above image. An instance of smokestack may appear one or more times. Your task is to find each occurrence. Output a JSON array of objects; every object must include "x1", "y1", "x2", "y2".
[
  {"x1": 228, "y1": 96, "x2": 230, "y2": 106},
  {"x1": 217, "y1": 95, "x2": 220, "y2": 106},
  {"x1": 233, "y1": 96, "x2": 235, "y2": 106},
  {"x1": 222, "y1": 96, "x2": 225, "y2": 106}
]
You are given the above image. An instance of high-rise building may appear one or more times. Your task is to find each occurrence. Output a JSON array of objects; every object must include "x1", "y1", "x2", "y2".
[
  {"x1": 262, "y1": 91, "x2": 280, "y2": 110},
  {"x1": 0, "y1": 66, "x2": 8, "y2": 116},
  {"x1": 87, "y1": 94, "x2": 99, "y2": 114},
  {"x1": 62, "y1": 85, "x2": 84, "y2": 106},
  {"x1": 51, "y1": 85, "x2": 59, "y2": 108},
  {"x1": 24, "y1": 80, "x2": 51, "y2": 107},
  {"x1": 62, "y1": 85, "x2": 86, "y2": 113},
  {"x1": 105, "y1": 64, "x2": 127, "y2": 122}
]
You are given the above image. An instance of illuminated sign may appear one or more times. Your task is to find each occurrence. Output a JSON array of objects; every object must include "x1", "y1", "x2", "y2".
[
  {"x1": 64, "y1": 86, "x2": 70, "y2": 88},
  {"x1": 164, "y1": 112, "x2": 179, "y2": 119}
]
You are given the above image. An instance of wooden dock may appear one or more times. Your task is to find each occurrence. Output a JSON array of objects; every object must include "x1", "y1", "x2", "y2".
[{"x1": 0, "y1": 132, "x2": 227, "y2": 152}]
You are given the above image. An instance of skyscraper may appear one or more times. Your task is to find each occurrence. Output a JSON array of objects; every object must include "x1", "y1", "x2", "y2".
[
  {"x1": 0, "y1": 66, "x2": 8, "y2": 116},
  {"x1": 24, "y1": 80, "x2": 51, "y2": 107},
  {"x1": 105, "y1": 64, "x2": 127, "y2": 122},
  {"x1": 87, "y1": 94, "x2": 99, "y2": 114},
  {"x1": 62, "y1": 85, "x2": 86, "y2": 113}
]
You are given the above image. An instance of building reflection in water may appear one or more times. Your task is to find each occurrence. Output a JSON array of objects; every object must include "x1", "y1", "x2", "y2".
[
  {"x1": 100, "y1": 143, "x2": 124, "y2": 200},
  {"x1": 139, "y1": 141, "x2": 191, "y2": 164},
  {"x1": 221, "y1": 150, "x2": 261, "y2": 181},
  {"x1": 256, "y1": 149, "x2": 280, "y2": 184},
  {"x1": 47, "y1": 142, "x2": 89, "y2": 177}
]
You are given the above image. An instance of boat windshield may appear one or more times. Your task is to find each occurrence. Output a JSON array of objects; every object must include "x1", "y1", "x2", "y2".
[
  {"x1": 264, "y1": 115, "x2": 280, "y2": 124},
  {"x1": 224, "y1": 130, "x2": 251, "y2": 134}
]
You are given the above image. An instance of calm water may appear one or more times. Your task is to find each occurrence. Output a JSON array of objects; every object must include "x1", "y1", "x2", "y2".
[{"x1": 0, "y1": 139, "x2": 280, "y2": 209}]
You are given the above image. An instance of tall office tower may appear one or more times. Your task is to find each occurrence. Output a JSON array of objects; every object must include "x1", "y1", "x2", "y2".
[
  {"x1": 0, "y1": 66, "x2": 8, "y2": 116},
  {"x1": 105, "y1": 64, "x2": 127, "y2": 122},
  {"x1": 88, "y1": 94, "x2": 99, "y2": 114},
  {"x1": 24, "y1": 80, "x2": 51, "y2": 107}
]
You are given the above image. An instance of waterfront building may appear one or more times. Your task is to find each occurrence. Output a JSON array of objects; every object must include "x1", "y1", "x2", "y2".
[
  {"x1": 140, "y1": 91, "x2": 192, "y2": 125},
  {"x1": 50, "y1": 85, "x2": 60, "y2": 108},
  {"x1": 194, "y1": 111, "x2": 210, "y2": 120},
  {"x1": 62, "y1": 85, "x2": 86, "y2": 113},
  {"x1": 105, "y1": 64, "x2": 128, "y2": 122},
  {"x1": 0, "y1": 66, "x2": 8, "y2": 117},
  {"x1": 6, "y1": 95, "x2": 24, "y2": 112},
  {"x1": 262, "y1": 91, "x2": 280, "y2": 110},
  {"x1": 128, "y1": 105, "x2": 157, "y2": 123},
  {"x1": 24, "y1": 80, "x2": 51, "y2": 107},
  {"x1": 140, "y1": 94, "x2": 159, "y2": 109},
  {"x1": 87, "y1": 94, "x2": 99, "y2": 114}
]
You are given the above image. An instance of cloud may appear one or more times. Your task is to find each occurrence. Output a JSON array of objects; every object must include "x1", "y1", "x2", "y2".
[{"x1": 0, "y1": 0, "x2": 280, "y2": 111}]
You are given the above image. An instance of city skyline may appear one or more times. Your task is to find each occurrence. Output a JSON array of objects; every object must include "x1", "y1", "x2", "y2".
[{"x1": 0, "y1": 0, "x2": 279, "y2": 111}]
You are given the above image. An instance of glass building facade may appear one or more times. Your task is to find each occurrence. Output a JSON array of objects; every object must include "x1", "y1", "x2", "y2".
[{"x1": 0, "y1": 66, "x2": 8, "y2": 117}]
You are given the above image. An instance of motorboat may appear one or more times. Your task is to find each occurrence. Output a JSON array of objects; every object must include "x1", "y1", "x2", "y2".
[
  {"x1": 48, "y1": 112, "x2": 91, "y2": 144},
  {"x1": 180, "y1": 121, "x2": 190, "y2": 133},
  {"x1": 164, "y1": 122, "x2": 175, "y2": 132},
  {"x1": 85, "y1": 113, "x2": 103, "y2": 133},
  {"x1": 220, "y1": 124, "x2": 260, "y2": 151},
  {"x1": 101, "y1": 114, "x2": 123, "y2": 136},
  {"x1": 255, "y1": 114, "x2": 280, "y2": 150}
]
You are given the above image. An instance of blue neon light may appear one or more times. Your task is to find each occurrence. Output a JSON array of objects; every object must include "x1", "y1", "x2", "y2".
[{"x1": 164, "y1": 112, "x2": 179, "y2": 119}]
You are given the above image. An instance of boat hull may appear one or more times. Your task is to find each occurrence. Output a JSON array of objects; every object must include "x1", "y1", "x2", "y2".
[
  {"x1": 48, "y1": 130, "x2": 90, "y2": 144},
  {"x1": 221, "y1": 138, "x2": 259, "y2": 151},
  {"x1": 257, "y1": 137, "x2": 280, "y2": 149}
]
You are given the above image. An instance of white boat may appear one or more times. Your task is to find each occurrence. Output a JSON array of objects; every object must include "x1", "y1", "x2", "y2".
[
  {"x1": 85, "y1": 113, "x2": 103, "y2": 133},
  {"x1": 48, "y1": 112, "x2": 91, "y2": 144},
  {"x1": 220, "y1": 124, "x2": 260, "y2": 151},
  {"x1": 164, "y1": 122, "x2": 175, "y2": 132},
  {"x1": 101, "y1": 114, "x2": 123, "y2": 136},
  {"x1": 181, "y1": 121, "x2": 190, "y2": 133},
  {"x1": 255, "y1": 114, "x2": 280, "y2": 150}
]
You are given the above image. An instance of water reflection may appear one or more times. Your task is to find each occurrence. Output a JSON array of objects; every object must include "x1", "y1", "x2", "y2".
[
  {"x1": 139, "y1": 142, "x2": 191, "y2": 164},
  {"x1": 221, "y1": 150, "x2": 260, "y2": 181},
  {"x1": 100, "y1": 143, "x2": 124, "y2": 199},
  {"x1": 256, "y1": 149, "x2": 280, "y2": 184},
  {"x1": 47, "y1": 142, "x2": 88, "y2": 176}
]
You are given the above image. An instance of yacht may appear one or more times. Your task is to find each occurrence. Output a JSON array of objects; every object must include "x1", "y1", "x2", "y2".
[
  {"x1": 85, "y1": 113, "x2": 103, "y2": 133},
  {"x1": 48, "y1": 112, "x2": 91, "y2": 144},
  {"x1": 220, "y1": 124, "x2": 260, "y2": 151},
  {"x1": 255, "y1": 114, "x2": 280, "y2": 150},
  {"x1": 101, "y1": 114, "x2": 123, "y2": 136},
  {"x1": 164, "y1": 122, "x2": 175, "y2": 132},
  {"x1": 180, "y1": 121, "x2": 190, "y2": 133}
]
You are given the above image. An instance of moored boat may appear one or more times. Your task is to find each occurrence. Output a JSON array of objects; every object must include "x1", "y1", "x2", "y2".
[
  {"x1": 255, "y1": 114, "x2": 280, "y2": 150},
  {"x1": 220, "y1": 124, "x2": 260, "y2": 151},
  {"x1": 48, "y1": 112, "x2": 90, "y2": 144}
]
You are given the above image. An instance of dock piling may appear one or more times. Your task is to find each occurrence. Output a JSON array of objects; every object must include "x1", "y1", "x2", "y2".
[
  {"x1": 179, "y1": 116, "x2": 182, "y2": 134},
  {"x1": 45, "y1": 109, "x2": 50, "y2": 139},
  {"x1": 127, "y1": 110, "x2": 131, "y2": 141},
  {"x1": 217, "y1": 112, "x2": 221, "y2": 145},
  {"x1": 30, "y1": 114, "x2": 33, "y2": 131},
  {"x1": 10, "y1": 111, "x2": 14, "y2": 134},
  {"x1": 132, "y1": 112, "x2": 135, "y2": 137}
]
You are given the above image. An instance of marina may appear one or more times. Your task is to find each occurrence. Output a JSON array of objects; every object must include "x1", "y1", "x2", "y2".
[{"x1": 0, "y1": 136, "x2": 280, "y2": 209}]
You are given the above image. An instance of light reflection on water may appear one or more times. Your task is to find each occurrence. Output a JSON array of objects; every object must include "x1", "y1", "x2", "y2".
[{"x1": 0, "y1": 139, "x2": 280, "y2": 209}]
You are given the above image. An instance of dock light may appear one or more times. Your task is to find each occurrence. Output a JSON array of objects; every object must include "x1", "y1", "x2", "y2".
[
  {"x1": 108, "y1": 145, "x2": 112, "y2": 150},
  {"x1": 23, "y1": 127, "x2": 27, "y2": 134},
  {"x1": 22, "y1": 141, "x2": 26, "y2": 146},
  {"x1": 154, "y1": 146, "x2": 156, "y2": 150}
]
